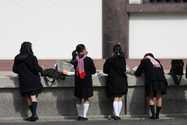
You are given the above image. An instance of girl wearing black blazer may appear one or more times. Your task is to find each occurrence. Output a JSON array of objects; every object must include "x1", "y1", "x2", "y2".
[
  {"x1": 13, "y1": 42, "x2": 44, "y2": 122},
  {"x1": 103, "y1": 44, "x2": 128, "y2": 120},
  {"x1": 135, "y1": 53, "x2": 168, "y2": 119},
  {"x1": 71, "y1": 44, "x2": 96, "y2": 121}
]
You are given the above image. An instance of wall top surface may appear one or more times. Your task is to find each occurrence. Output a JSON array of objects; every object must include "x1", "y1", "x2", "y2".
[{"x1": 0, "y1": 75, "x2": 186, "y2": 88}]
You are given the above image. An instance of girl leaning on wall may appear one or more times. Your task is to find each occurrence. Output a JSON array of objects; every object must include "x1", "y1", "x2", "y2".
[
  {"x1": 134, "y1": 53, "x2": 168, "y2": 119},
  {"x1": 13, "y1": 42, "x2": 44, "y2": 122},
  {"x1": 70, "y1": 44, "x2": 96, "y2": 121},
  {"x1": 103, "y1": 44, "x2": 128, "y2": 120}
]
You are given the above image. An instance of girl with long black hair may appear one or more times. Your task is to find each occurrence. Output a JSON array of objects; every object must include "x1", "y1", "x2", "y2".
[
  {"x1": 71, "y1": 44, "x2": 96, "y2": 121},
  {"x1": 13, "y1": 42, "x2": 44, "y2": 122},
  {"x1": 103, "y1": 44, "x2": 128, "y2": 120}
]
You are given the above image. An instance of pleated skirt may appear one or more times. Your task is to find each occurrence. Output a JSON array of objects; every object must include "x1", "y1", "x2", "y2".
[
  {"x1": 74, "y1": 86, "x2": 93, "y2": 98},
  {"x1": 145, "y1": 80, "x2": 167, "y2": 97},
  {"x1": 107, "y1": 92, "x2": 127, "y2": 98},
  {"x1": 21, "y1": 89, "x2": 41, "y2": 97}
]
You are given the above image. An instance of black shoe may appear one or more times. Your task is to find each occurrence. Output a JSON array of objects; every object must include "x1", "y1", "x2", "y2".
[
  {"x1": 77, "y1": 116, "x2": 82, "y2": 121},
  {"x1": 156, "y1": 116, "x2": 159, "y2": 119},
  {"x1": 114, "y1": 116, "x2": 120, "y2": 120},
  {"x1": 117, "y1": 116, "x2": 121, "y2": 120},
  {"x1": 82, "y1": 117, "x2": 88, "y2": 121},
  {"x1": 150, "y1": 116, "x2": 156, "y2": 120},
  {"x1": 25, "y1": 116, "x2": 31, "y2": 121},
  {"x1": 110, "y1": 115, "x2": 115, "y2": 119},
  {"x1": 27, "y1": 115, "x2": 39, "y2": 122}
]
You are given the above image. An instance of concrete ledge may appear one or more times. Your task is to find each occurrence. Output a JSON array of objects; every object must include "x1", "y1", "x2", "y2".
[
  {"x1": 0, "y1": 75, "x2": 187, "y2": 120},
  {"x1": 1, "y1": 74, "x2": 187, "y2": 88}
]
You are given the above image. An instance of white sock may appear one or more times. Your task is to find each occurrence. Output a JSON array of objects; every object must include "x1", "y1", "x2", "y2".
[
  {"x1": 76, "y1": 104, "x2": 82, "y2": 117},
  {"x1": 83, "y1": 103, "x2": 89, "y2": 118},
  {"x1": 118, "y1": 101, "x2": 122, "y2": 116},
  {"x1": 113, "y1": 101, "x2": 119, "y2": 116}
]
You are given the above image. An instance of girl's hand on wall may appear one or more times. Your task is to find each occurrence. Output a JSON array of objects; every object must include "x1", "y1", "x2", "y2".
[
  {"x1": 63, "y1": 69, "x2": 68, "y2": 75},
  {"x1": 42, "y1": 65, "x2": 44, "y2": 70}
]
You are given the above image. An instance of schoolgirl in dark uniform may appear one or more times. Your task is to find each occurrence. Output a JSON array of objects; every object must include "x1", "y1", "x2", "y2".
[
  {"x1": 103, "y1": 44, "x2": 128, "y2": 120},
  {"x1": 71, "y1": 44, "x2": 96, "y2": 121},
  {"x1": 13, "y1": 42, "x2": 43, "y2": 122},
  {"x1": 135, "y1": 53, "x2": 168, "y2": 119}
]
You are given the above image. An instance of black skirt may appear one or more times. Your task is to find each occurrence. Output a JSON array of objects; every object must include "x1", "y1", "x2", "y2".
[
  {"x1": 107, "y1": 92, "x2": 127, "y2": 98},
  {"x1": 74, "y1": 86, "x2": 93, "y2": 98},
  {"x1": 145, "y1": 80, "x2": 167, "y2": 97},
  {"x1": 21, "y1": 89, "x2": 41, "y2": 97}
]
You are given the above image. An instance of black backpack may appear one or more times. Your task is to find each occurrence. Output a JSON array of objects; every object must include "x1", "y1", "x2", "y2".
[
  {"x1": 41, "y1": 68, "x2": 65, "y2": 83},
  {"x1": 168, "y1": 59, "x2": 184, "y2": 85}
]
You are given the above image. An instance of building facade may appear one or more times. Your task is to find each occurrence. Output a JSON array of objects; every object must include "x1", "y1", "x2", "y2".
[{"x1": 1, "y1": 0, "x2": 187, "y2": 70}]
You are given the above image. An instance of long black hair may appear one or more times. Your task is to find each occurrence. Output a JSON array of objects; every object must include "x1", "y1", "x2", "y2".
[
  {"x1": 20, "y1": 42, "x2": 33, "y2": 56},
  {"x1": 111, "y1": 44, "x2": 125, "y2": 60},
  {"x1": 143, "y1": 53, "x2": 154, "y2": 59},
  {"x1": 72, "y1": 44, "x2": 85, "y2": 59}
]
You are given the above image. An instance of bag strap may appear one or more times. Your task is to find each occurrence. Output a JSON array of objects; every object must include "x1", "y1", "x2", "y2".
[
  {"x1": 43, "y1": 73, "x2": 65, "y2": 83},
  {"x1": 186, "y1": 63, "x2": 187, "y2": 79},
  {"x1": 43, "y1": 76, "x2": 56, "y2": 83},
  {"x1": 59, "y1": 74, "x2": 65, "y2": 80},
  {"x1": 170, "y1": 72, "x2": 182, "y2": 85}
]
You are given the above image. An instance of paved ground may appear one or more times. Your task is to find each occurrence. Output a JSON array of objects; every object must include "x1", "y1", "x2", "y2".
[{"x1": 0, "y1": 117, "x2": 186, "y2": 125}]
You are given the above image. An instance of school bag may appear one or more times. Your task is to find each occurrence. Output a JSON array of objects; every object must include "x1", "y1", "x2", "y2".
[
  {"x1": 41, "y1": 68, "x2": 65, "y2": 83},
  {"x1": 168, "y1": 59, "x2": 184, "y2": 85},
  {"x1": 56, "y1": 60, "x2": 75, "y2": 72}
]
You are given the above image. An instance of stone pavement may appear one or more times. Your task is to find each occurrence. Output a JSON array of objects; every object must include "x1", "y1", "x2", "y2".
[{"x1": 0, "y1": 117, "x2": 187, "y2": 125}]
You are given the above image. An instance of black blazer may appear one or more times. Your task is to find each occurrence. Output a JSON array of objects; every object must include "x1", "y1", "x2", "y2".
[
  {"x1": 135, "y1": 58, "x2": 168, "y2": 87},
  {"x1": 103, "y1": 57, "x2": 128, "y2": 93},
  {"x1": 72, "y1": 56, "x2": 96, "y2": 87},
  {"x1": 13, "y1": 55, "x2": 43, "y2": 93}
]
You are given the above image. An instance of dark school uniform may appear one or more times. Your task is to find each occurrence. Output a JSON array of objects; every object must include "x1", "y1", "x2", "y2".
[
  {"x1": 13, "y1": 54, "x2": 43, "y2": 97},
  {"x1": 71, "y1": 55, "x2": 96, "y2": 98},
  {"x1": 103, "y1": 57, "x2": 128, "y2": 97},
  {"x1": 135, "y1": 58, "x2": 168, "y2": 96}
]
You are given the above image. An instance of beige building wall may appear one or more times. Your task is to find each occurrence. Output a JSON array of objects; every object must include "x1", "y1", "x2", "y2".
[
  {"x1": 129, "y1": 13, "x2": 187, "y2": 59},
  {"x1": 0, "y1": 0, "x2": 102, "y2": 59}
]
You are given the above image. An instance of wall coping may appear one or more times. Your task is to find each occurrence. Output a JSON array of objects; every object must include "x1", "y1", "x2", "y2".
[{"x1": 0, "y1": 75, "x2": 187, "y2": 88}]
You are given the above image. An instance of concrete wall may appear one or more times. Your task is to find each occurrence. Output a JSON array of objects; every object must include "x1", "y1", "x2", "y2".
[
  {"x1": 129, "y1": 13, "x2": 187, "y2": 59},
  {"x1": 0, "y1": 0, "x2": 102, "y2": 59},
  {"x1": 0, "y1": 75, "x2": 187, "y2": 120}
]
